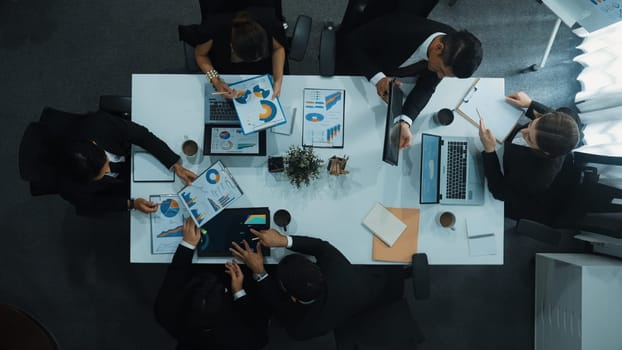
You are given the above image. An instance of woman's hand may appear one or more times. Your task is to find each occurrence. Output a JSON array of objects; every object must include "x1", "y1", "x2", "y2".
[
  {"x1": 213, "y1": 79, "x2": 236, "y2": 99},
  {"x1": 505, "y1": 91, "x2": 532, "y2": 109},
  {"x1": 272, "y1": 78, "x2": 282, "y2": 99}
]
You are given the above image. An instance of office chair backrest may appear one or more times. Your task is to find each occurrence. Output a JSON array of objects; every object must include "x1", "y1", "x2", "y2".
[
  {"x1": 19, "y1": 107, "x2": 84, "y2": 196},
  {"x1": 99, "y1": 95, "x2": 131, "y2": 120},
  {"x1": 179, "y1": 5, "x2": 311, "y2": 73}
]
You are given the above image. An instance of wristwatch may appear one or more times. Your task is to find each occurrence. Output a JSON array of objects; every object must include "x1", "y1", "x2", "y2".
[{"x1": 252, "y1": 271, "x2": 268, "y2": 282}]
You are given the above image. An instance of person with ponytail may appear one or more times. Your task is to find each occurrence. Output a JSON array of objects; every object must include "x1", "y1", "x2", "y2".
[
  {"x1": 193, "y1": 9, "x2": 286, "y2": 99},
  {"x1": 478, "y1": 91, "x2": 582, "y2": 221}
]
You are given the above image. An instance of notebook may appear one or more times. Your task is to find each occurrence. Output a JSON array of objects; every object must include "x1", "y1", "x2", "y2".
[
  {"x1": 362, "y1": 202, "x2": 407, "y2": 247},
  {"x1": 420, "y1": 133, "x2": 485, "y2": 205},
  {"x1": 382, "y1": 81, "x2": 404, "y2": 166}
]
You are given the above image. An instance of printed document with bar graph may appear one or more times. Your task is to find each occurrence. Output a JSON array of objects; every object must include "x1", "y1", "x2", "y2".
[
  {"x1": 177, "y1": 160, "x2": 243, "y2": 227},
  {"x1": 302, "y1": 88, "x2": 345, "y2": 148}
]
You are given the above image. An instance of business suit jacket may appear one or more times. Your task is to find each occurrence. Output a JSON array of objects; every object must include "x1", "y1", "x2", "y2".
[
  {"x1": 154, "y1": 245, "x2": 268, "y2": 350},
  {"x1": 58, "y1": 111, "x2": 180, "y2": 216},
  {"x1": 482, "y1": 101, "x2": 581, "y2": 222},
  {"x1": 340, "y1": 13, "x2": 455, "y2": 121},
  {"x1": 256, "y1": 236, "x2": 387, "y2": 340}
]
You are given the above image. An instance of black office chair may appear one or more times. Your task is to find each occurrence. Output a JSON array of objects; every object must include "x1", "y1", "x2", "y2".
[
  {"x1": 99, "y1": 95, "x2": 131, "y2": 120},
  {"x1": 516, "y1": 149, "x2": 622, "y2": 243},
  {"x1": 0, "y1": 304, "x2": 60, "y2": 350},
  {"x1": 319, "y1": 0, "x2": 439, "y2": 76},
  {"x1": 178, "y1": 2, "x2": 311, "y2": 73},
  {"x1": 19, "y1": 107, "x2": 85, "y2": 196},
  {"x1": 334, "y1": 253, "x2": 429, "y2": 350}
]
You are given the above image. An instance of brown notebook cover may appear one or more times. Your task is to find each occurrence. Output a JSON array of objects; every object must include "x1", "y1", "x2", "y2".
[{"x1": 372, "y1": 208, "x2": 419, "y2": 262}]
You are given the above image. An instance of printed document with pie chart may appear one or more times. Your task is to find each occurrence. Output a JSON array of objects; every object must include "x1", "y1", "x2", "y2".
[
  {"x1": 302, "y1": 88, "x2": 345, "y2": 148},
  {"x1": 150, "y1": 194, "x2": 188, "y2": 254},
  {"x1": 177, "y1": 161, "x2": 244, "y2": 227},
  {"x1": 230, "y1": 74, "x2": 286, "y2": 135}
]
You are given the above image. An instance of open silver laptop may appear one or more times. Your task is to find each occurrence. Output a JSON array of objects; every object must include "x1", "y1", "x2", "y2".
[
  {"x1": 419, "y1": 133, "x2": 485, "y2": 205},
  {"x1": 204, "y1": 84, "x2": 239, "y2": 125}
]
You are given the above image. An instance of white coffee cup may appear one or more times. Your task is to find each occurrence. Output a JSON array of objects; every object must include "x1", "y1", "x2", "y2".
[
  {"x1": 437, "y1": 211, "x2": 456, "y2": 231},
  {"x1": 182, "y1": 136, "x2": 201, "y2": 164}
]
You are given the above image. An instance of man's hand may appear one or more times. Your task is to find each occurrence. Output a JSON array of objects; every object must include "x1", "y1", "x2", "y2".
[
  {"x1": 398, "y1": 121, "x2": 412, "y2": 150},
  {"x1": 249, "y1": 228, "x2": 288, "y2": 248},
  {"x1": 213, "y1": 79, "x2": 236, "y2": 99},
  {"x1": 172, "y1": 163, "x2": 197, "y2": 185},
  {"x1": 182, "y1": 217, "x2": 201, "y2": 246},
  {"x1": 505, "y1": 91, "x2": 532, "y2": 109},
  {"x1": 135, "y1": 197, "x2": 158, "y2": 213},
  {"x1": 375, "y1": 77, "x2": 402, "y2": 103},
  {"x1": 230, "y1": 240, "x2": 265, "y2": 274},
  {"x1": 224, "y1": 261, "x2": 244, "y2": 293},
  {"x1": 272, "y1": 78, "x2": 282, "y2": 99},
  {"x1": 478, "y1": 118, "x2": 497, "y2": 153}
]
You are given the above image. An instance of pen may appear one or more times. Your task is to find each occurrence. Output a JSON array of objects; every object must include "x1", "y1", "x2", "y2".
[
  {"x1": 251, "y1": 237, "x2": 260, "y2": 241},
  {"x1": 211, "y1": 92, "x2": 228, "y2": 95}
]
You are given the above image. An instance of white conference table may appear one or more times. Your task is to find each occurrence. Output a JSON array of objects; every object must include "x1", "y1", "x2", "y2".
[{"x1": 131, "y1": 74, "x2": 505, "y2": 265}]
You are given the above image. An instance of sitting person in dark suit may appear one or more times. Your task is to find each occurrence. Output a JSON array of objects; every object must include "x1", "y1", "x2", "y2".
[
  {"x1": 230, "y1": 228, "x2": 393, "y2": 341},
  {"x1": 339, "y1": 12, "x2": 483, "y2": 149},
  {"x1": 154, "y1": 218, "x2": 269, "y2": 350},
  {"x1": 189, "y1": 8, "x2": 286, "y2": 99},
  {"x1": 478, "y1": 91, "x2": 581, "y2": 221},
  {"x1": 60, "y1": 111, "x2": 196, "y2": 216}
]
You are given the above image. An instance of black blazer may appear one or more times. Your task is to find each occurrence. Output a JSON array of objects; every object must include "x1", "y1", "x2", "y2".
[
  {"x1": 482, "y1": 101, "x2": 581, "y2": 221},
  {"x1": 181, "y1": 7, "x2": 287, "y2": 75},
  {"x1": 340, "y1": 13, "x2": 456, "y2": 121},
  {"x1": 154, "y1": 245, "x2": 268, "y2": 350},
  {"x1": 58, "y1": 111, "x2": 180, "y2": 215},
  {"x1": 256, "y1": 236, "x2": 386, "y2": 340}
]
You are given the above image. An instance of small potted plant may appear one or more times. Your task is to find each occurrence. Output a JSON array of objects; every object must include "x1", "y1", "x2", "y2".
[{"x1": 285, "y1": 145, "x2": 324, "y2": 188}]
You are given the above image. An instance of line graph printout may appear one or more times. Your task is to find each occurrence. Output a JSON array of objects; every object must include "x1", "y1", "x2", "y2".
[
  {"x1": 150, "y1": 194, "x2": 187, "y2": 254},
  {"x1": 302, "y1": 89, "x2": 345, "y2": 148},
  {"x1": 178, "y1": 161, "x2": 243, "y2": 227},
  {"x1": 230, "y1": 74, "x2": 287, "y2": 135}
]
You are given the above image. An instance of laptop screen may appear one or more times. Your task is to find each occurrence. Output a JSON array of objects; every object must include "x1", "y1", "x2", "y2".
[
  {"x1": 420, "y1": 134, "x2": 441, "y2": 204},
  {"x1": 382, "y1": 82, "x2": 403, "y2": 166}
]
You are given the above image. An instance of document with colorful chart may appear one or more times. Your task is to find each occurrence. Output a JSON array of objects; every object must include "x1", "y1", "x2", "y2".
[
  {"x1": 177, "y1": 161, "x2": 244, "y2": 227},
  {"x1": 302, "y1": 88, "x2": 345, "y2": 148},
  {"x1": 229, "y1": 74, "x2": 286, "y2": 135},
  {"x1": 150, "y1": 194, "x2": 188, "y2": 254}
]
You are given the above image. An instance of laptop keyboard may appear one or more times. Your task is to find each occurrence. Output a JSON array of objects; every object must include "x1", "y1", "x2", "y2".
[
  {"x1": 445, "y1": 141, "x2": 468, "y2": 199},
  {"x1": 209, "y1": 99, "x2": 238, "y2": 121}
]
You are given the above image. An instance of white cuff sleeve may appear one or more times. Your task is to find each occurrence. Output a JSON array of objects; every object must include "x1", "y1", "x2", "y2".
[
  {"x1": 286, "y1": 235, "x2": 293, "y2": 248},
  {"x1": 392, "y1": 114, "x2": 413, "y2": 127},
  {"x1": 369, "y1": 72, "x2": 386, "y2": 86},
  {"x1": 233, "y1": 289, "x2": 247, "y2": 301},
  {"x1": 180, "y1": 240, "x2": 197, "y2": 250}
]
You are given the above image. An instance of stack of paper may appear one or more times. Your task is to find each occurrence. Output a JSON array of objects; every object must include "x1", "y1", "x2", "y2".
[{"x1": 362, "y1": 203, "x2": 407, "y2": 247}]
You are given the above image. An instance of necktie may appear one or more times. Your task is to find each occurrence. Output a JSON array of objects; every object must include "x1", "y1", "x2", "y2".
[{"x1": 391, "y1": 60, "x2": 429, "y2": 77}]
